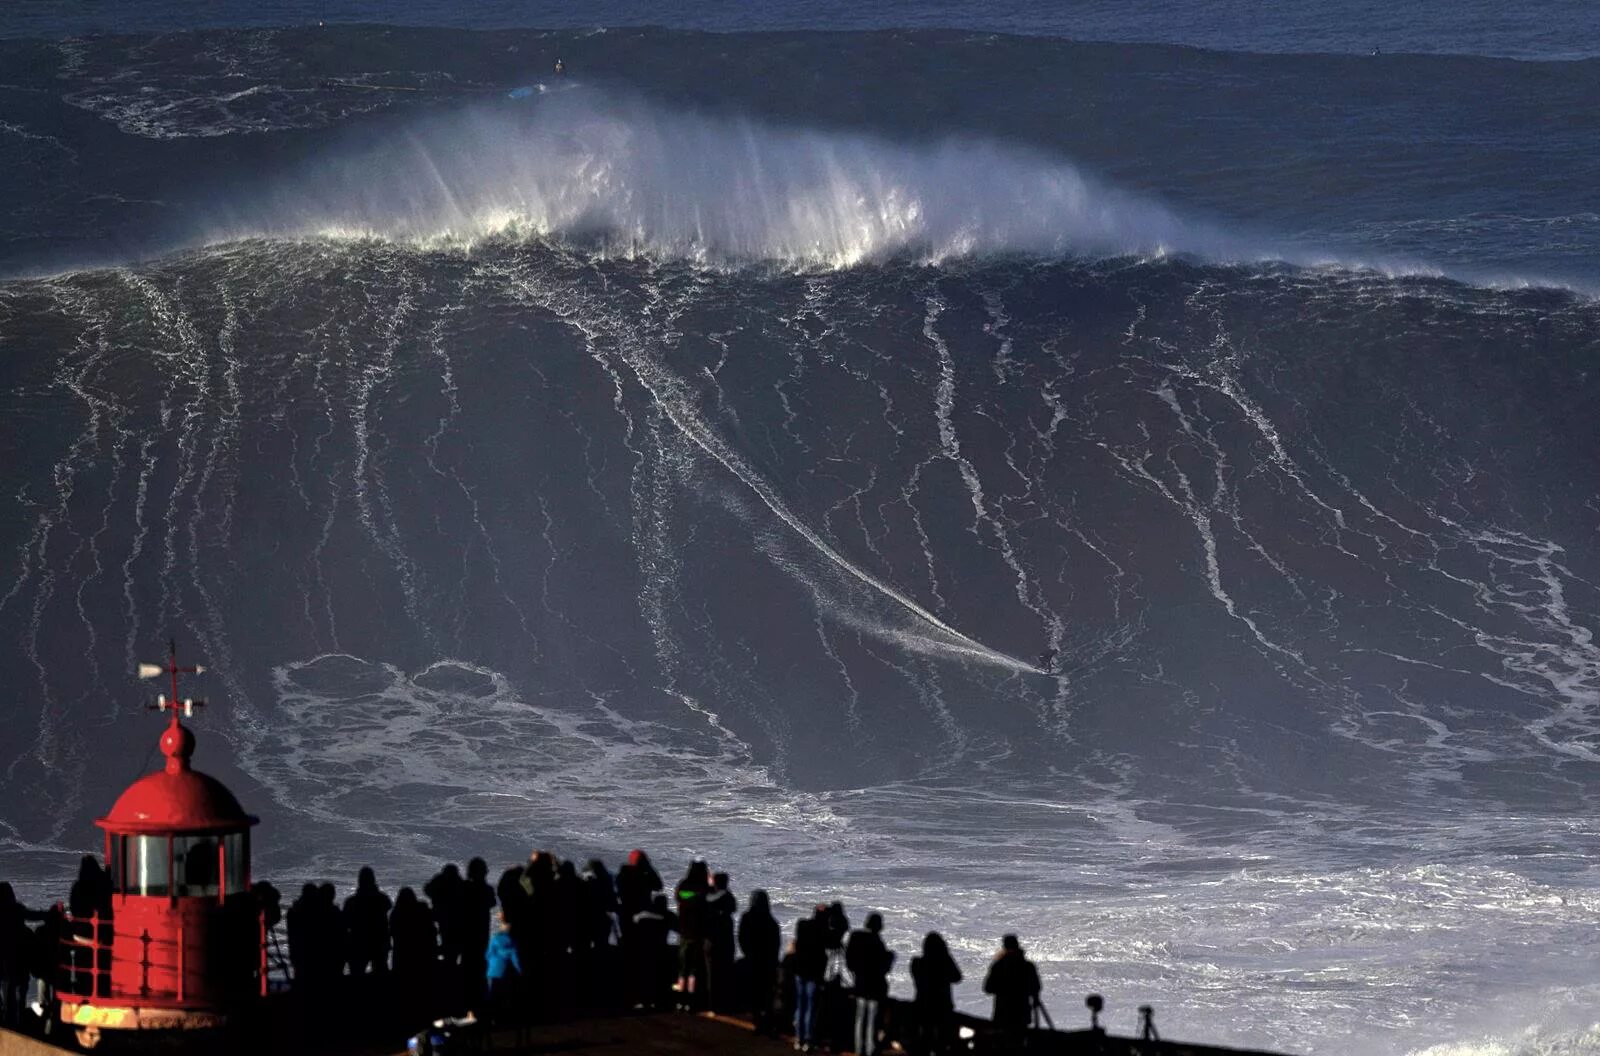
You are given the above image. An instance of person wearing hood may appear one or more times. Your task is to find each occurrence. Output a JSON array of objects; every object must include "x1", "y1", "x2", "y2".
[
  {"x1": 461, "y1": 858, "x2": 497, "y2": 1008},
  {"x1": 389, "y1": 886, "x2": 438, "y2": 1005},
  {"x1": 616, "y1": 849, "x2": 662, "y2": 946},
  {"x1": 343, "y1": 867, "x2": 393, "y2": 977},
  {"x1": 705, "y1": 872, "x2": 737, "y2": 1012},
  {"x1": 911, "y1": 932, "x2": 962, "y2": 1055},
  {"x1": 485, "y1": 909, "x2": 523, "y2": 1027},
  {"x1": 579, "y1": 859, "x2": 617, "y2": 953},
  {"x1": 739, "y1": 889, "x2": 781, "y2": 1033},
  {"x1": 983, "y1": 934, "x2": 1041, "y2": 1042}
]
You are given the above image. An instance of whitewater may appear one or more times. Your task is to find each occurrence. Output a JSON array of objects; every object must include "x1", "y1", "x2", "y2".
[{"x1": 1, "y1": 14, "x2": 1598, "y2": 1056}]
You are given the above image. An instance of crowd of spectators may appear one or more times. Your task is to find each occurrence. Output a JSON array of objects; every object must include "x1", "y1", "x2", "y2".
[{"x1": 1, "y1": 848, "x2": 1048, "y2": 1054}]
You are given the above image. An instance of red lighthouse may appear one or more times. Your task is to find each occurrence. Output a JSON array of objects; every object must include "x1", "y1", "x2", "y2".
[{"x1": 60, "y1": 643, "x2": 264, "y2": 1047}]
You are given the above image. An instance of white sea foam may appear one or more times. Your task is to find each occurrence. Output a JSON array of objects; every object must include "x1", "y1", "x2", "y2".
[
  {"x1": 236, "y1": 660, "x2": 1600, "y2": 1056},
  {"x1": 243, "y1": 654, "x2": 855, "y2": 862},
  {"x1": 207, "y1": 89, "x2": 1285, "y2": 270},
  {"x1": 1410, "y1": 1025, "x2": 1600, "y2": 1056}
]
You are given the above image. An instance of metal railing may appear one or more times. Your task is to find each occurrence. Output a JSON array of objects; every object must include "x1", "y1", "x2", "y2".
[{"x1": 56, "y1": 909, "x2": 272, "y2": 1003}]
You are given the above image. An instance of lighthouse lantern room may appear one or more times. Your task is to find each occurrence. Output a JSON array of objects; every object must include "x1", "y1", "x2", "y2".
[{"x1": 60, "y1": 642, "x2": 264, "y2": 1045}]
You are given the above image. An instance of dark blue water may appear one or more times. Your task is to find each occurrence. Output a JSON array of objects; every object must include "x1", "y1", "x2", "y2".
[
  {"x1": 6, "y1": 0, "x2": 1600, "y2": 59},
  {"x1": 1, "y1": 6, "x2": 1597, "y2": 1056}
]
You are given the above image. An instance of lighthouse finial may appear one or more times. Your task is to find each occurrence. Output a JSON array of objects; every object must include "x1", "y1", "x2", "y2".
[{"x1": 138, "y1": 639, "x2": 207, "y2": 720}]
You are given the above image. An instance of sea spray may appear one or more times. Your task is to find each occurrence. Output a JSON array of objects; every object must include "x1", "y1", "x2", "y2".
[{"x1": 212, "y1": 89, "x2": 1267, "y2": 268}]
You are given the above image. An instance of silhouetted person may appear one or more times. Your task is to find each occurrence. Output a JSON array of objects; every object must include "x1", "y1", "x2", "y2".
[
  {"x1": 615, "y1": 849, "x2": 661, "y2": 945},
  {"x1": 253, "y1": 881, "x2": 286, "y2": 988},
  {"x1": 823, "y1": 901, "x2": 849, "y2": 979},
  {"x1": 179, "y1": 837, "x2": 218, "y2": 895},
  {"x1": 497, "y1": 866, "x2": 528, "y2": 933},
  {"x1": 522, "y1": 850, "x2": 557, "y2": 900},
  {"x1": 32, "y1": 902, "x2": 66, "y2": 1022},
  {"x1": 705, "y1": 871, "x2": 737, "y2": 1012},
  {"x1": 0, "y1": 883, "x2": 44, "y2": 1028},
  {"x1": 317, "y1": 882, "x2": 345, "y2": 983},
  {"x1": 460, "y1": 858, "x2": 497, "y2": 1009},
  {"x1": 579, "y1": 859, "x2": 617, "y2": 950},
  {"x1": 344, "y1": 867, "x2": 393, "y2": 977},
  {"x1": 846, "y1": 913, "x2": 894, "y2": 1056},
  {"x1": 7, "y1": 940, "x2": 30, "y2": 1027},
  {"x1": 68, "y1": 856, "x2": 111, "y2": 919},
  {"x1": 792, "y1": 906, "x2": 829, "y2": 1051},
  {"x1": 551, "y1": 859, "x2": 582, "y2": 1011},
  {"x1": 520, "y1": 851, "x2": 557, "y2": 909},
  {"x1": 553, "y1": 859, "x2": 581, "y2": 950},
  {"x1": 674, "y1": 860, "x2": 711, "y2": 1010},
  {"x1": 68, "y1": 856, "x2": 110, "y2": 996},
  {"x1": 779, "y1": 938, "x2": 799, "y2": 1033},
  {"x1": 0, "y1": 883, "x2": 26, "y2": 1026},
  {"x1": 521, "y1": 850, "x2": 559, "y2": 1015},
  {"x1": 485, "y1": 910, "x2": 523, "y2": 1027},
  {"x1": 739, "y1": 889, "x2": 781, "y2": 1033},
  {"x1": 390, "y1": 887, "x2": 438, "y2": 1007},
  {"x1": 287, "y1": 882, "x2": 322, "y2": 989},
  {"x1": 254, "y1": 881, "x2": 283, "y2": 932},
  {"x1": 497, "y1": 865, "x2": 531, "y2": 994},
  {"x1": 424, "y1": 863, "x2": 465, "y2": 972},
  {"x1": 628, "y1": 894, "x2": 676, "y2": 1010},
  {"x1": 983, "y1": 934, "x2": 1040, "y2": 1043},
  {"x1": 911, "y1": 932, "x2": 962, "y2": 1056},
  {"x1": 578, "y1": 859, "x2": 618, "y2": 1011}
]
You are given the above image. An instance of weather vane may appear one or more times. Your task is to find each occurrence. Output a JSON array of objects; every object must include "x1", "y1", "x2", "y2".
[{"x1": 137, "y1": 638, "x2": 208, "y2": 718}]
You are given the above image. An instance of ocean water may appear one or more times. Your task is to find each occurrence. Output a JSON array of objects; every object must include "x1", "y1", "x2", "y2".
[{"x1": 0, "y1": 6, "x2": 1597, "y2": 1056}]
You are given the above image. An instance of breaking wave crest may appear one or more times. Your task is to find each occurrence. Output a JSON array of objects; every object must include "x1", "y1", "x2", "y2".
[{"x1": 211, "y1": 88, "x2": 1283, "y2": 269}]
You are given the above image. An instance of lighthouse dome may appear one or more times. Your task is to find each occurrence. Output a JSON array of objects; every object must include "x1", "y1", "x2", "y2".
[
  {"x1": 97, "y1": 716, "x2": 258, "y2": 835},
  {"x1": 99, "y1": 769, "x2": 256, "y2": 834}
]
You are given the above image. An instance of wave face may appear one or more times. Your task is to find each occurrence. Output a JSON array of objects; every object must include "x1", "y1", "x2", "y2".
[{"x1": 2, "y1": 24, "x2": 1600, "y2": 1056}]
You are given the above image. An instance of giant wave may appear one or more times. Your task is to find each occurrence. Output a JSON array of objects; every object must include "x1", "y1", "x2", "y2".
[
  {"x1": 2, "y1": 22, "x2": 1599, "y2": 1056},
  {"x1": 211, "y1": 89, "x2": 1274, "y2": 269}
]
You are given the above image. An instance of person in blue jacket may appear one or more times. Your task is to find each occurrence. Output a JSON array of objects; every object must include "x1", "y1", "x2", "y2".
[{"x1": 485, "y1": 910, "x2": 523, "y2": 1025}]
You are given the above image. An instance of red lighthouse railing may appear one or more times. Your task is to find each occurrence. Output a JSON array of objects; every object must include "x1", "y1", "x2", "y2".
[{"x1": 56, "y1": 905, "x2": 275, "y2": 1003}]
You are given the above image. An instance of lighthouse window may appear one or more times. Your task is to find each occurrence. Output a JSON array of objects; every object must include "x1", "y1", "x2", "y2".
[
  {"x1": 122, "y1": 835, "x2": 171, "y2": 896},
  {"x1": 173, "y1": 835, "x2": 220, "y2": 896},
  {"x1": 222, "y1": 832, "x2": 247, "y2": 896}
]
